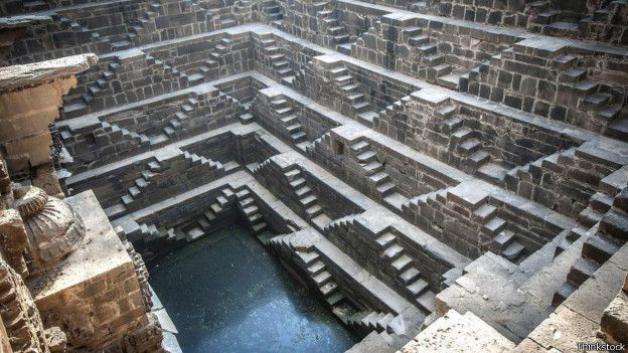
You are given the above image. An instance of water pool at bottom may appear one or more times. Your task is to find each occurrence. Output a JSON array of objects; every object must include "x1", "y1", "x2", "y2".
[{"x1": 149, "y1": 224, "x2": 359, "y2": 353}]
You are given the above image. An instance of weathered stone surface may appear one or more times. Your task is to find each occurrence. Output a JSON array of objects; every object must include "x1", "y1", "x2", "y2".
[
  {"x1": 397, "y1": 310, "x2": 514, "y2": 353},
  {"x1": 0, "y1": 54, "x2": 96, "y2": 91}
]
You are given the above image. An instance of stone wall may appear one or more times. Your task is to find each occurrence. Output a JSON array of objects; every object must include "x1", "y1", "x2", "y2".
[
  {"x1": 60, "y1": 88, "x2": 240, "y2": 172},
  {"x1": 402, "y1": 180, "x2": 573, "y2": 260},
  {"x1": 352, "y1": 13, "x2": 517, "y2": 89},
  {"x1": 5, "y1": 0, "x2": 217, "y2": 64},
  {"x1": 374, "y1": 88, "x2": 581, "y2": 182},
  {"x1": 464, "y1": 38, "x2": 628, "y2": 139},
  {"x1": 427, "y1": 0, "x2": 628, "y2": 45}
]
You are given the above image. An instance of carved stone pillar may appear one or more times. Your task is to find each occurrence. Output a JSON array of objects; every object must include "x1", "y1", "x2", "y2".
[{"x1": 0, "y1": 54, "x2": 97, "y2": 194}]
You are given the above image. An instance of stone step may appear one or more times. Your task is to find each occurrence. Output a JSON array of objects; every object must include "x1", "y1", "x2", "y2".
[
  {"x1": 577, "y1": 206, "x2": 603, "y2": 227},
  {"x1": 320, "y1": 281, "x2": 338, "y2": 297},
  {"x1": 300, "y1": 194, "x2": 317, "y2": 207},
  {"x1": 400, "y1": 267, "x2": 421, "y2": 284},
  {"x1": 377, "y1": 182, "x2": 396, "y2": 196},
  {"x1": 408, "y1": 34, "x2": 429, "y2": 46},
  {"x1": 553, "y1": 282, "x2": 577, "y2": 306},
  {"x1": 357, "y1": 150, "x2": 377, "y2": 163},
  {"x1": 582, "y1": 93, "x2": 612, "y2": 110},
  {"x1": 484, "y1": 217, "x2": 506, "y2": 235},
  {"x1": 407, "y1": 278, "x2": 429, "y2": 296},
  {"x1": 392, "y1": 255, "x2": 412, "y2": 273},
  {"x1": 252, "y1": 222, "x2": 268, "y2": 233},
  {"x1": 363, "y1": 161, "x2": 384, "y2": 175},
  {"x1": 457, "y1": 138, "x2": 481, "y2": 155},
  {"x1": 308, "y1": 260, "x2": 326, "y2": 275},
  {"x1": 416, "y1": 291, "x2": 435, "y2": 313},
  {"x1": 383, "y1": 243, "x2": 404, "y2": 260},
  {"x1": 204, "y1": 210, "x2": 217, "y2": 222},
  {"x1": 468, "y1": 150, "x2": 490, "y2": 169},
  {"x1": 567, "y1": 258, "x2": 599, "y2": 286},
  {"x1": 370, "y1": 171, "x2": 390, "y2": 185},
  {"x1": 306, "y1": 204, "x2": 323, "y2": 218},
  {"x1": 295, "y1": 186, "x2": 312, "y2": 198},
  {"x1": 430, "y1": 63, "x2": 452, "y2": 77},
  {"x1": 502, "y1": 241, "x2": 525, "y2": 262},
  {"x1": 582, "y1": 233, "x2": 621, "y2": 265},
  {"x1": 313, "y1": 270, "x2": 332, "y2": 286},
  {"x1": 493, "y1": 229, "x2": 516, "y2": 251},
  {"x1": 186, "y1": 227, "x2": 205, "y2": 242},
  {"x1": 290, "y1": 177, "x2": 306, "y2": 188},
  {"x1": 376, "y1": 232, "x2": 396, "y2": 247}
]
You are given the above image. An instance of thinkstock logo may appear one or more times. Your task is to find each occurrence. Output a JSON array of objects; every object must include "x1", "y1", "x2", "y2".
[{"x1": 576, "y1": 342, "x2": 625, "y2": 352}]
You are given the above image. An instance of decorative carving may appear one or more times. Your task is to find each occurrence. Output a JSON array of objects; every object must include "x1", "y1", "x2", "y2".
[
  {"x1": 121, "y1": 314, "x2": 164, "y2": 353},
  {"x1": 0, "y1": 257, "x2": 51, "y2": 353},
  {"x1": 117, "y1": 227, "x2": 152, "y2": 310},
  {"x1": 11, "y1": 185, "x2": 85, "y2": 273},
  {"x1": 0, "y1": 209, "x2": 29, "y2": 277}
]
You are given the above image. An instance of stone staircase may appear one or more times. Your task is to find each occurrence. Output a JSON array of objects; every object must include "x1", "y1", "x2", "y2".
[
  {"x1": 298, "y1": 248, "x2": 347, "y2": 307},
  {"x1": 328, "y1": 62, "x2": 379, "y2": 125},
  {"x1": 401, "y1": 27, "x2": 457, "y2": 89},
  {"x1": 235, "y1": 188, "x2": 270, "y2": 235},
  {"x1": 149, "y1": 96, "x2": 199, "y2": 144},
  {"x1": 577, "y1": 191, "x2": 615, "y2": 228},
  {"x1": 342, "y1": 310, "x2": 397, "y2": 334},
  {"x1": 315, "y1": 3, "x2": 351, "y2": 49},
  {"x1": 259, "y1": 0, "x2": 283, "y2": 22},
  {"x1": 183, "y1": 38, "x2": 231, "y2": 84},
  {"x1": 62, "y1": 59, "x2": 122, "y2": 118},
  {"x1": 183, "y1": 189, "x2": 234, "y2": 242},
  {"x1": 375, "y1": 230, "x2": 436, "y2": 314},
  {"x1": 525, "y1": 1, "x2": 581, "y2": 37},
  {"x1": 349, "y1": 138, "x2": 406, "y2": 210},
  {"x1": 550, "y1": 53, "x2": 627, "y2": 140},
  {"x1": 526, "y1": 0, "x2": 628, "y2": 42},
  {"x1": 55, "y1": 14, "x2": 105, "y2": 46},
  {"x1": 102, "y1": 120, "x2": 151, "y2": 148},
  {"x1": 553, "y1": 188, "x2": 628, "y2": 305},
  {"x1": 269, "y1": 96, "x2": 308, "y2": 149},
  {"x1": 119, "y1": 159, "x2": 162, "y2": 211},
  {"x1": 436, "y1": 103, "x2": 510, "y2": 182},
  {"x1": 476, "y1": 203, "x2": 526, "y2": 262},
  {"x1": 209, "y1": 6, "x2": 237, "y2": 29},
  {"x1": 259, "y1": 37, "x2": 296, "y2": 86},
  {"x1": 282, "y1": 165, "x2": 332, "y2": 228},
  {"x1": 137, "y1": 222, "x2": 160, "y2": 241}
]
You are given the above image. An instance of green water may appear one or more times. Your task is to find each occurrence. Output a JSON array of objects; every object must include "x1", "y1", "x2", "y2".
[{"x1": 149, "y1": 224, "x2": 359, "y2": 353}]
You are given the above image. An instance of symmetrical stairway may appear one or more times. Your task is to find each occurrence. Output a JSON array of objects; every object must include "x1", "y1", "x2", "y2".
[
  {"x1": 436, "y1": 103, "x2": 510, "y2": 182},
  {"x1": 185, "y1": 193, "x2": 231, "y2": 241},
  {"x1": 315, "y1": 3, "x2": 351, "y2": 50},
  {"x1": 402, "y1": 27, "x2": 458, "y2": 89},
  {"x1": 283, "y1": 165, "x2": 331, "y2": 228},
  {"x1": 259, "y1": 37, "x2": 296, "y2": 85},
  {"x1": 553, "y1": 189, "x2": 628, "y2": 305},
  {"x1": 328, "y1": 63, "x2": 379, "y2": 125},
  {"x1": 375, "y1": 230, "x2": 436, "y2": 314},
  {"x1": 269, "y1": 96, "x2": 308, "y2": 149},
  {"x1": 343, "y1": 310, "x2": 397, "y2": 334},
  {"x1": 120, "y1": 160, "x2": 162, "y2": 211},
  {"x1": 476, "y1": 204, "x2": 526, "y2": 262},
  {"x1": 349, "y1": 138, "x2": 406, "y2": 210},
  {"x1": 62, "y1": 59, "x2": 122, "y2": 118},
  {"x1": 259, "y1": 0, "x2": 283, "y2": 23},
  {"x1": 236, "y1": 188, "x2": 270, "y2": 235},
  {"x1": 298, "y1": 248, "x2": 347, "y2": 307}
]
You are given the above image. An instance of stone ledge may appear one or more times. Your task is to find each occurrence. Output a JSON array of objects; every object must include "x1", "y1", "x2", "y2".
[{"x1": 0, "y1": 53, "x2": 97, "y2": 92}]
